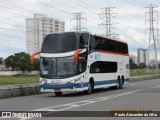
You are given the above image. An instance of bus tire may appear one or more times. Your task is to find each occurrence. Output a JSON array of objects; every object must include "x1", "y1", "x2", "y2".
[
  {"x1": 54, "y1": 92, "x2": 62, "y2": 96},
  {"x1": 114, "y1": 77, "x2": 120, "y2": 89},
  {"x1": 84, "y1": 80, "x2": 94, "y2": 95},
  {"x1": 119, "y1": 77, "x2": 124, "y2": 89}
]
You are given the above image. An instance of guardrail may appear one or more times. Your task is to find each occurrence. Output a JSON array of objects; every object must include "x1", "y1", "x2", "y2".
[
  {"x1": 129, "y1": 75, "x2": 160, "y2": 82},
  {"x1": 0, "y1": 75, "x2": 160, "y2": 99}
]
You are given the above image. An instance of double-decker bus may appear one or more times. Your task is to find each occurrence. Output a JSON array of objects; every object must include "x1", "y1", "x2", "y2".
[{"x1": 31, "y1": 32, "x2": 129, "y2": 96}]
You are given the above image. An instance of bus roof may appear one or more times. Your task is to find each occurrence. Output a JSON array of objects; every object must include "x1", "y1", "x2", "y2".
[{"x1": 47, "y1": 31, "x2": 90, "y2": 35}]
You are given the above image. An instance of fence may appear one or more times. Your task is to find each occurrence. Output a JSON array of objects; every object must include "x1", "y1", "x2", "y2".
[{"x1": 0, "y1": 71, "x2": 39, "y2": 76}]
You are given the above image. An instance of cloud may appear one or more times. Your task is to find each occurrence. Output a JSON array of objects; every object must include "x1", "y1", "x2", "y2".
[{"x1": 0, "y1": 0, "x2": 160, "y2": 58}]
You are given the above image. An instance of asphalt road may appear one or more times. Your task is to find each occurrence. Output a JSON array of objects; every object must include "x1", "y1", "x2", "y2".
[{"x1": 0, "y1": 78, "x2": 160, "y2": 120}]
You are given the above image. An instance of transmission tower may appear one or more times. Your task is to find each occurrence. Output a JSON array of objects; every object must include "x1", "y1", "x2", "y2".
[
  {"x1": 145, "y1": 3, "x2": 159, "y2": 73},
  {"x1": 70, "y1": 12, "x2": 87, "y2": 31},
  {"x1": 98, "y1": 7, "x2": 118, "y2": 38}
]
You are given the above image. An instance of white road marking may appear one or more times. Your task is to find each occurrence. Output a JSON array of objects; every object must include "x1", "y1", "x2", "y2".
[{"x1": 20, "y1": 89, "x2": 143, "y2": 120}]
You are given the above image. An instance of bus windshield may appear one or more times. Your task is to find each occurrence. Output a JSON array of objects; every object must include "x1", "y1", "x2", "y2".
[
  {"x1": 40, "y1": 56, "x2": 77, "y2": 79},
  {"x1": 41, "y1": 33, "x2": 79, "y2": 53}
]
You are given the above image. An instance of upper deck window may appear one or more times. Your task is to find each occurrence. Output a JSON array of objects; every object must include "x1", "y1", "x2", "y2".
[{"x1": 89, "y1": 35, "x2": 128, "y2": 54}]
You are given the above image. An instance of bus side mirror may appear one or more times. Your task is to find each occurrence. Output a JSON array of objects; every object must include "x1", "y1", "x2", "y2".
[
  {"x1": 30, "y1": 52, "x2": 40, "y2": 64},
  {"x1": 73, "y1": 49, "x2": 82, "y2": 62}
]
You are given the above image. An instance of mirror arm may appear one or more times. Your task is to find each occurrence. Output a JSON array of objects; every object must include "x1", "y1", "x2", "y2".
[{"x1": 30, "y1": 52, "x2": 40, "y2": 64}]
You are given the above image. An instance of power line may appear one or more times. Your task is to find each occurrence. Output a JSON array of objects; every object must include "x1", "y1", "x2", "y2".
[
  {"x1": 101, "y1": 0, "x2": 144, "y2": 21},
  {"x1": 70, "y1": 0, "x2": 98, "y2": 14},
  {"x1": 0, "y1": 0, "x2": 101, "y2": 33},
  {"x1": 0, "y1": 22, "x2": 26, "y2": 29},
  {"x1": 0, "y1": 1, "x2": 33, "y2": 13},
  {"x1": 35, "y1": 0, "x2": 71, "y2": 15},
  {"x1": 50, "y1": 0, "x2": 80, "y2": 12},
  {"x1": 0, "y1": 27, "x2": 42, "y2": 34},
  {"x1": 76, "y1": 0, "x2": 98, "y2": 10},
  {"x1": 0, "y1": 28, "x2": 26, "y2": 33},
  {"x1": 0, "y1": 11, "x2": 30, "y2": 18}
]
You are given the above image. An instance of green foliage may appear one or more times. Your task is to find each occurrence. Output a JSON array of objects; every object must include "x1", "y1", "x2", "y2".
[
  {"x1": 4, "y1": 52, "x2": 39, "y2": 72},
  {"x1": 129, "y1": 59, "x2": 138, "y2": 69},
  {"x1": 139, "y1": 63, "x2": 146, "y2": 69},
  {"x1": 4, "y1": 55, "x2": 15, "y2": 70},
  {"x1": 34, "y1": 58, "x2": 40, "y2": 70},
  {"x1": 0, "y1": 59, "x2": 2, "y2": 64}
]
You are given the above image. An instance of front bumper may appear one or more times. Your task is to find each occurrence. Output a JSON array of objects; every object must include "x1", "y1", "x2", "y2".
[{"x1": 40, "y1": 82, "x2": 88, "y2": 92}]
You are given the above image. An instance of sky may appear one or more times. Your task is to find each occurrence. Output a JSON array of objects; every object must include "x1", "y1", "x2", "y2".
[{"x1": 0, "y1": 0, "x2": 160, "y2": 59}]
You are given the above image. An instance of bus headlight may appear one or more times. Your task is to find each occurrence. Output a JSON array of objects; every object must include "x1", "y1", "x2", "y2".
[
  {"x1": 40, "y1": 78, "x2": 47, "y2": 84},
  {"x1": 68, "y1": 77, "x2": 82, "y2": 84}
]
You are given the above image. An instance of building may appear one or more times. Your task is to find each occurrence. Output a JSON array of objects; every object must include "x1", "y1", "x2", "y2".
[
  {"x1": 129, "y1": 54, "x2": 138, "y2": 64},
  {"x1": 26, "y1": 13, "x2": 65, "y2": 55},
  {"x1": 137, "y1": 48, "x2": 148, "y2": 65}
]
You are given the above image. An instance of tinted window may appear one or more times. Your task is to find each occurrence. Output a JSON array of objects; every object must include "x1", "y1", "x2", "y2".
[
  {"x1": 78, "y1": 51, "x2": 88, "y2": 74},
  {"x1": 90, "y1": 61, "x2": 117, "y2": 73},
  {"x1": 41, "y1": 33, "x2": 79, "y2": 53},
  {"x1": 79, "y1": 33, "x2": 89, "y2": 49},
  {"x1": 89, "y1": 35, "x2": 96, "y2": 50},
  {"x1": 90, "y1": 35, "x2": 128, "y2": 54}
]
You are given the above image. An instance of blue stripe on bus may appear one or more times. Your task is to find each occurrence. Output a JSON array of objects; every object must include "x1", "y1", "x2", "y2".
[
  {"x1": 40, "y1": 78, "x2": 129, "y2": 90},
  {"x1": 40, "y1": 83, "x2": 88, "y2": 90},
  {"x1": 94, "y1": 80, "x2": 116, "y2": 86}
]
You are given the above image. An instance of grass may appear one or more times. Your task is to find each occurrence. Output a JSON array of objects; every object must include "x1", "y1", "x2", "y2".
[
  {"x1": 0, "y1": 69, "x2": 160, "y2": 85},
  {"x1": 0, "y1": 75, "x2": 39, "y2": 85},
  {"x1": 130, "y1": 69, "x2": 160, "y2": 77}
]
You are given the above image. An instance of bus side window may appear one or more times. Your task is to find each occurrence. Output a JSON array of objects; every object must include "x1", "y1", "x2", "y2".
[
  {"x1": 89, "y1": 35, "x2": 96, "y2": 51},
  {"x1": 90, "y1": 61, "x2": 117, "y2": 73},
  {"x1": 90, "y1": 62, "x2": 100, "y2": 73},
  {"x1": 94, "y1": 36, "x2": 103, "y2": 50},
  {"x1": 78, "y1": 60, "x2": 87, "y2": 73},
  {"x1": 79, "y1": 35, "x2": 84, "y2": 48}
]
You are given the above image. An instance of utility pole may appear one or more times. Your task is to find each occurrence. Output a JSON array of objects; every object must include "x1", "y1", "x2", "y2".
[
  {"x1": 98, "y1": 7, "x2": 118, "y2": 38},
  {"x1": 70, "y1": 12, "x2": 87, "y2": 31},
  {"x1": 145, "y1": 3, "x2": 159, "y2": 74}
]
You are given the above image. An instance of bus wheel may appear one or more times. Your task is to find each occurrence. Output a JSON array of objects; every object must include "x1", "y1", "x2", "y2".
[
  {"x1": 55, "y1": 92, "x2": 62, "y2": 96},
  {"x1": 84, "y1": 80, "x2": 93, "y2": 95},
  {"x1": 113, "y1": 77, "x2": 120, "y2": 89},
  {"x1": 119, "y1": 77, "x2": 124, "y2": 89}
]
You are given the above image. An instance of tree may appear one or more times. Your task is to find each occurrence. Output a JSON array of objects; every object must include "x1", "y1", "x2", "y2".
[
  {"x1": 0, "y1": 59, "x2": 2, "y2": 64},
  {"x1": 5, "y1": 55, "x2": 16, "y2": 70},
  {"x1": 4, "y1": 52, "x2": 35, "y2": 72},
  {"x1": 129, "y1": 59, "x2": 138, "y2": 69},
  {"x1": 139, "y1": 63, "x2": 146, "y2": 69},
  {"x1": 33, "y1": 58, "x2": 40, "y2": 70}
]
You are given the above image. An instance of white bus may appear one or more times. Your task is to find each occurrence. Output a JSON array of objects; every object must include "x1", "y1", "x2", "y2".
[{"x1": 31, "y1": 32, "x2": 129, "y2": 96}]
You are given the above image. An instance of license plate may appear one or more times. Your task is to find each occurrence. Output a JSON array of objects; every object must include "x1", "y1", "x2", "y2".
[{"x1": 54, "y1": 89, "x2": 61, "y2": 92}]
